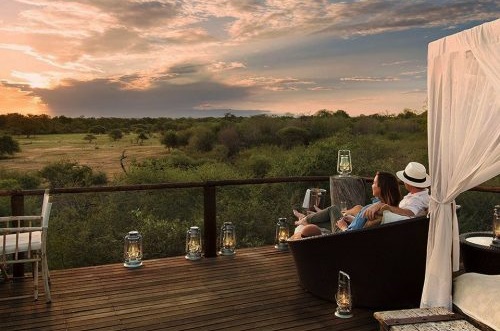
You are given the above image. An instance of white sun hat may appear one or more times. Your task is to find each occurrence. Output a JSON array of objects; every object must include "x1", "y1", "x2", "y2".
[{"x1": 396, "y1": 162, "x2": 431, "y2": 188}]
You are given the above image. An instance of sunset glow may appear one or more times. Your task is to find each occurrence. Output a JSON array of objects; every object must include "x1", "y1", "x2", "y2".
[{"x1": 0, "y1": 0, "x2": 498, "y2": 118}]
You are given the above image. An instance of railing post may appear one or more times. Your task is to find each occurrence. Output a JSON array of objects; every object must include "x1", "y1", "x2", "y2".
[
  {"x1": 11, "y1": 193, "x2": 25, "y2": 278},
  {"x1": 204, "y1": 183, "x2": 217, "y2": 258}
]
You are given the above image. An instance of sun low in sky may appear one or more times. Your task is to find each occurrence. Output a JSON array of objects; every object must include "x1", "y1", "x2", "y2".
[{"x1": 0, "y1": 0, "x2": 498, "y2": 118}]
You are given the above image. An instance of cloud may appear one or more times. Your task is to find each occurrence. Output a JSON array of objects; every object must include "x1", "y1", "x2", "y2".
[
  {"x1": 340, "y1": 76, "x2": 399, "y2": 82},
  {"x1": 26, "y1": 75, "x2": 264, "y2": 118},
  {"x1": 236, "y1": 76, "x2": 314, "y2": 91}
]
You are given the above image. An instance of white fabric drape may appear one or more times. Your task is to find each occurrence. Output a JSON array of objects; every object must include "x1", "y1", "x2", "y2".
[{"x1": 422, "y1": 19, "x2": 500, "y2": 309}]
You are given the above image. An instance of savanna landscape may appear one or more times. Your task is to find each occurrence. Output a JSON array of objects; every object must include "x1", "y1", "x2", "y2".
[{"x1": 0, "y1": 111, "x2": 498, "y2": 270}]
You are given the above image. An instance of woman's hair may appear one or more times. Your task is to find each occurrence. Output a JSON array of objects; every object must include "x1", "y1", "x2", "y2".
[{"x1": 376, "y1": 171, "x2": 402, "y2": 206}]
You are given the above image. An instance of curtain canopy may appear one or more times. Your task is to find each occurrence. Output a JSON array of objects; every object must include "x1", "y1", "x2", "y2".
[{"x1": 422, "y1": 19, "x2": 500, "y2": 309}]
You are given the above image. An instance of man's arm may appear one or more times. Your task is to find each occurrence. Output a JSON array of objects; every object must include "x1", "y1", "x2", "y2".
[{"x1": 363, "y1": 202, "x2": 415, "y2": 220}]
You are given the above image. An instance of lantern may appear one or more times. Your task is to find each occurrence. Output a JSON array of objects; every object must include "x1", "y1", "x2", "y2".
[
  {"x1": 275, "y1": 218, "x2": 289, "y2": 251},
  {"x1": 124, "y1": 230, "x2": 143, "y2": 268},
  {"x1": 492, "y1": 205, "x2": 500, "y2": 248},
  {"x1": 185, "y1": 226, "x2": 203, "y2": 260},
  {"x1": 334, "y1": 271, "x2": 353, "y2": 318},
  {"x1": 219, "y1": 222, "x2": 236, "y2": 256},
  {"x1": 337, "y1": 150, "x2": 352, "y2": 176}
]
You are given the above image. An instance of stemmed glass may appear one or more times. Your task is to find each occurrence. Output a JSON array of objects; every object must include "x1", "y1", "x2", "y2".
[{"x1": 340, "y1": 201, "x2": 348, "y2": 216}]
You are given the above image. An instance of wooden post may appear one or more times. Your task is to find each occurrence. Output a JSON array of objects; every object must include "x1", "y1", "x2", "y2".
[
  {"x1": 203, "y1": 184, "x2": 217, "y2": 258},
  {"x1": 329, "y1": 176, "x2": 367, "y2": 209},
  {"x1": 11, "y1": 194, "x2": 25, "y2": 278}
]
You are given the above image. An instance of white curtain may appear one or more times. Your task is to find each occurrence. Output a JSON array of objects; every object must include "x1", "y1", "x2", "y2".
[{"x1": 422, "y1": 19, "x2": 500, "y2": 309}]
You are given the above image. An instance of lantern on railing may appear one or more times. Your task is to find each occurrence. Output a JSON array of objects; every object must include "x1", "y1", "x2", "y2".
[
  {"x1": 275, "y1": 218, "x2": 289, "y2": 251},
  {"x1": 337, "y1": 150, "x2": 352, "y2": 176},
  {"x1": 219, "y1": 222, "x2": 236, "y2": 256},
  {"x1": 124, "y1": 230, "x2": 143, "y2": 268},
  {"x1": 491, "y1": 205, "x2": 500, "y2": 248},
  {"x1": 185, "y1": 226, "x2": 203, "y2": 260},
  {"x1": 334, "y1": 270, "x2": 353, "y2": 318}
]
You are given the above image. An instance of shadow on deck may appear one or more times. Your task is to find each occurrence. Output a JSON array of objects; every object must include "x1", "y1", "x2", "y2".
[{"x1": 0, "y1": 246, "x2": 378, "y2": 331}]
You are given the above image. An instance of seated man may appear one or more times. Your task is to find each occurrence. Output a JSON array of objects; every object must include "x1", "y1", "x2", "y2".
[
  {"x1": 363, "y1": 161, "x2": 430, "y2": 225},
  {"x1": 289, "y1": 224, "x2": 323, "y2": 240}
]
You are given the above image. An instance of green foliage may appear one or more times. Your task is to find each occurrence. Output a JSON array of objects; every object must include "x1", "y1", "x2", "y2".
[
  {"x1": 161, "y1": 130, "x2": 180, "y2": 150},
  {"x1": 108, "y1": 129, "x2": 123, "y2": 141},
  {"x1": 83, "y1": 134, "x2": 97, "y2": 143},
  {"x1": 188, "y1": 126, "x2": 216, "y2": 152},
  {"x1": 0, "y1": 168, "x2": 41, "y2": 189},
  {"x1": 39, "y1": 160, "x2": 107, "y2": 188},
  {"x1": 89, "y1": 125, "x2": 106, "y2": 134},
  {"x1": 277, "y1": 126, "x2": 309, "y2": 149},
  {"x1": 0, "y1": 135, "x2": 20, "y2": 157}
]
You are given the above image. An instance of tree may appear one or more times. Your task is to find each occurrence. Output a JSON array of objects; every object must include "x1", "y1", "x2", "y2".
[
  {"x1": 39, "y1": 160, "x2": 107, "y2": 188},
  {"x1": 136, "y1": 131, "x2": 149, "y2": 145},
  {"x1": 89, "y1": 125, "x2": 106, "y2": 134},
  {"x1": 0, "y1": 135, "x2": 20, "y2": 157},
  {"x1": 108, "y1": 129, "x2": 123, "y2": 141},
  {"x1": 161, "y1": 130, "x2": 179, "y2": 150},
  {"x1": 83, "y1": 134, "x2": 97, "y2": 144},
  {"x1": 277, "y1": 126, "x2": 309, "y2": 149}
]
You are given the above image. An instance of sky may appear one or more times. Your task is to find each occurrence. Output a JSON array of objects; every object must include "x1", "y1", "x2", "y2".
[{"x1": 0, "y1": 0, "x2": 498, "y2": 118}]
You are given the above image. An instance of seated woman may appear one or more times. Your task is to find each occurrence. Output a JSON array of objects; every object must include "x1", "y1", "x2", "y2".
[{"x1": 293, "y1": 171, "x2": 402, "y2": 233}]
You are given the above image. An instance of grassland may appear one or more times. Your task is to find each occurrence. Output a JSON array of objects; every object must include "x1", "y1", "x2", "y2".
[{"x1": 0, "y1": 133, "x2": 168, "y2": 179}]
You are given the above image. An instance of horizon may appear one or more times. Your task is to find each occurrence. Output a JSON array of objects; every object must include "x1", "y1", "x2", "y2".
[{"x1": 0, "y1": 0, "x2": 498, "y2": 119}]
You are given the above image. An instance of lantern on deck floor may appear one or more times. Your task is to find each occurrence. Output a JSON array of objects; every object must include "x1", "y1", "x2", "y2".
[
  {"x1": 491, "y1": 205, "x2": 500, "y2": 248},
  {"x1": 275, "y1": 218, "x2": 289, "y2": 251},
  {"x1": 337, "y1": 150, "x2": 352, "y2": 177},
  {"x1": 185, "y1": 226, "x2": 203, "y2": 260},
  {"x1": 219, "y1": 222, "x2": 236, "y2": 256},
  {"x1": 124, "y1": 230, "x2": 143, "y2": 268},
  {"x1": 334, "y1": 270, "x2": 353, "y2": 318}
]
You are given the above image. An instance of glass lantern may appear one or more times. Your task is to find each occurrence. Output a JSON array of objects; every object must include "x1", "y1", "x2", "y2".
[
  {"x1": 334, "y1": 270, "x2": 353, "y2": 318},
  {"x1": 185, "y1": 226, "x2": 203, "y2": 260},
  {"x1": 337, "y1": 150, "x2": 352, "y2": 177},
  {"x1": 124, "y1": 230, "x2": 143, "y2": 268},
  {"x1": 275, "y1": 218, "x2": 289, "y2": 251},
  {"x1": 492, "y1": 205, "x2": 500, "y2": 248},
  {"x1": 219, "y1": 222, "x2": 236, "y2": 256}
]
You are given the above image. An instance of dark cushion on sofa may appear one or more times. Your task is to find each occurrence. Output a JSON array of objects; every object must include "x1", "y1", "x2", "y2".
[{"x1": 287, "y1": 216, "x2": 429, "y2": 309}]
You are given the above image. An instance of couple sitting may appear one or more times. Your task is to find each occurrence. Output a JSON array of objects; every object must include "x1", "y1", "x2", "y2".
[{"x1": 292, "y1": 162, "x2": 431, "y2": 238}]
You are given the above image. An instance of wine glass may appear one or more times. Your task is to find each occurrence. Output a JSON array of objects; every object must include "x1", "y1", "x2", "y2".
[{"x1": 340, "y1": 201, "x2": 348, "y2": 216}]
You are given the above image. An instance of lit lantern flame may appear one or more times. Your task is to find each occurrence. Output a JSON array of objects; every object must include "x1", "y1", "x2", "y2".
[
  {"x1": 275, "y1": 218, "x2": 289, "y2": 251},
  {"x1": 124, "y1": 230, "x2": 143, "y2": 268},
  {"x1": 335, "y1": 271, "x2": 353, "y2": 318},
  {"x1": 219, "y1": 222, "x2": 236, "y2": 255},
  {"x1": 186, "y1": 226, "x2": 202, "y2": 260}
]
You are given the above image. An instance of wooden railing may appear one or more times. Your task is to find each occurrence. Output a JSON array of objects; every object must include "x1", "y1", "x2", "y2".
[{"x1": 1, "y1": 176, "x2": 499, "y2": 264}]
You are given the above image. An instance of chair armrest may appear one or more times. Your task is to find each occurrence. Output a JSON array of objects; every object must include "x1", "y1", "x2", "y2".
[{"x1": 0, "y1": 227, "x2": 43, "y2": 234}]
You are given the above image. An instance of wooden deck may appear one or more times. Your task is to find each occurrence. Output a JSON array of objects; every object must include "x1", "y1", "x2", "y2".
[{"x1": 0, "y1": 246, "x2": 379, "y2": 331}]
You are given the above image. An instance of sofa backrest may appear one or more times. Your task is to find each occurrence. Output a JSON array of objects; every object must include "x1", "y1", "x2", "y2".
[{"x1": 288, "y1": 215, "x2": 430, "y2": 309}]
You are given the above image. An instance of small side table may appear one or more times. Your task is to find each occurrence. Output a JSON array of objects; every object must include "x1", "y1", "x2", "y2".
[
  {"x1": 374, "y1": 307, "x2": 480, "y2": 331},
  {"x1": 460, "y1": 231, "x2": 500, "y2": 275}
]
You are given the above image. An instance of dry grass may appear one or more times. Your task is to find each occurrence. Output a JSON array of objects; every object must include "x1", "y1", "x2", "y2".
[{"x1": 0, "y1": 133, "x2": 168, "y2": 178}]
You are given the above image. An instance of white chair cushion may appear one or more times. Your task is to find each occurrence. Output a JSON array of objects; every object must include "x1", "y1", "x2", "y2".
[
  {"x1": 1, "y1": 232, "x2": 42, "y2": 254},
  {"x1": 381, "y1": 210, "x2": 410, "y2": 224},
  {"x1": 453, "y1": 272, "x2": 500, "y2": 331}
]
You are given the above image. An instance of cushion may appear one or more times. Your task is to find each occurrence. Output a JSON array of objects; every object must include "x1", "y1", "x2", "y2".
[
  {"x1": 453, "y1": 273, "x2": 500, "y2": 331},
  {"x1": 381, "y1": 210, "x2": 410, "y2": 224},
  {"x1": 1, "y1": 232, "x2": 42, "y2": 254}
]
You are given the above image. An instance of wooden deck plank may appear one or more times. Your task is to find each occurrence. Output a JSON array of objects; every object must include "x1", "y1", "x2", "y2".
[{"x1": 0, "y1": 246, "x2": 379, "y2": 331}]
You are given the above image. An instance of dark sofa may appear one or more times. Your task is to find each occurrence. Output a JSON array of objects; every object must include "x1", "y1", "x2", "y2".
[{"x1": 287, "y1": 216, "x2": 430, "y2": 309}]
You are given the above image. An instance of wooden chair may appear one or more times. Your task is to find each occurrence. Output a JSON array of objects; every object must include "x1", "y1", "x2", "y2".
[{"x1": 0, "y1": 190, "x2": 52, "y2": 303}]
